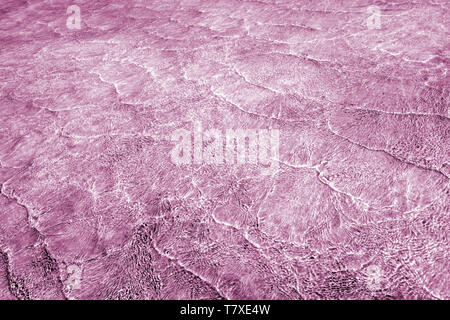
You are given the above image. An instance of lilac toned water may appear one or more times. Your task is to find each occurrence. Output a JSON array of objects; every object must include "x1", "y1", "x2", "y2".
[{"x1": 0, "y1": 0, "x2": 448, "y2": 300}]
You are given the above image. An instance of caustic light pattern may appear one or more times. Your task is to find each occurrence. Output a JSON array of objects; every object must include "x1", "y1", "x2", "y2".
[{"x1": 0, "y1": 0, "x2": 449, "y2": 300}]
